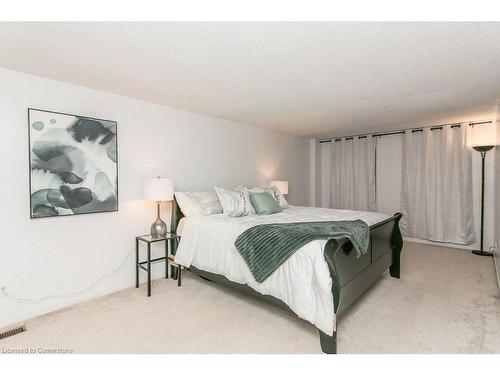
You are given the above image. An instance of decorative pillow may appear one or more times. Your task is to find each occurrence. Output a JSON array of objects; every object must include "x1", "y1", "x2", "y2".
[
  {"x1": 235, "y1": 186, "x2": 256, "y2": 215},
  {"x1": 249, "y1": 192, "x2": 282, "y2": 215},
  {"x1": 243, "y1": 186, "x2": 289, "y2": 210},
  {"x1": 269, "y1": 185, "x2": 289, "y2": 209},
  {"x1": 174, "y1": 191, "x2": 223, "y2": 217},
  {"x1": 214, "y1": 187, "x2": 250, "y2": 217},
  {"x1": 174, "y1": 192, "x2": 200, "y2": 217}
]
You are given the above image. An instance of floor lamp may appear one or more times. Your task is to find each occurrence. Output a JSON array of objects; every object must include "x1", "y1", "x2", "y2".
[{"x1": 472, "y1": 145, "x2": 494, "y2": 257}]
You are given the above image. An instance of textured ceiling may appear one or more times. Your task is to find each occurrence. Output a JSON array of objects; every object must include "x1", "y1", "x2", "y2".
[{"x1": 0, "y1": 22, "x2": 499, "y2": 138}]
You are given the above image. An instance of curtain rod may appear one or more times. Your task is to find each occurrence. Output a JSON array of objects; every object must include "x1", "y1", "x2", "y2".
[{"x1": 318, "y1": 120, "x2": 493, "y2": 143}]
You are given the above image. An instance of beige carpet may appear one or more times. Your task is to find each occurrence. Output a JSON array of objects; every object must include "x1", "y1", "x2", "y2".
[{"x1": 1, "y1": 242, "x2": 499, "y2": 354}]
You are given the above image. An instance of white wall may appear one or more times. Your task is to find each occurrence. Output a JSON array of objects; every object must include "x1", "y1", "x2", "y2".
[
  {"x1": 317, "y1": 126, "x2": 496, "y2": 251},
  {"x1": 0, "y1": 68, "x2": 310, "y2": 328}
]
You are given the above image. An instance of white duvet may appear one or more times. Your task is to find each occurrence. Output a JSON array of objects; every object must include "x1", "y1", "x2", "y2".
[{"x1": 174, "y1": 205, "x2": 390, "y2": 335}]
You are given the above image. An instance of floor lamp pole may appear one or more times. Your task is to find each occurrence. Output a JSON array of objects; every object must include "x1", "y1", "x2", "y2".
[{"x1": 472, "y1": 145, "x2": 494, "y2": 257}]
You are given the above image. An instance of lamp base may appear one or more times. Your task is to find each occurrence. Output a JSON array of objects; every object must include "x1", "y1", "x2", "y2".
[
  {"x1": 472, "y1": 250, "x2": 493, "y2": 257},
  {"x1": 150, "y1": 218, "x2": 168, "y2": 238}
]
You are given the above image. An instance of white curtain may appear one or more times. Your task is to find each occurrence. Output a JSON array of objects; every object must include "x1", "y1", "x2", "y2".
[
  {"x1": 330, "y1": 136, "x2": 376, "y2": 211},
  {"x1": 400, "y1": 124, "x2": 476, "y2": 244}
]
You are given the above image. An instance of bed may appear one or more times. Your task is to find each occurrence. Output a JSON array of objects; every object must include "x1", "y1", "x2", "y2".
[{"x1": 170, "y1": 200, "x2": 403, "y2": 354}]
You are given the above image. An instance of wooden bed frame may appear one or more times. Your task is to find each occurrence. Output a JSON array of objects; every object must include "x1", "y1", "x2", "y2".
[{"x1": 170, "y1": 199, "x2": 403, "y2": 354}]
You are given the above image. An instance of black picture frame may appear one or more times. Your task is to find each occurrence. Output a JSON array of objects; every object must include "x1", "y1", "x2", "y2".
[{"x1": 28, "y1": 108, "x2": 119, "y2": 219}]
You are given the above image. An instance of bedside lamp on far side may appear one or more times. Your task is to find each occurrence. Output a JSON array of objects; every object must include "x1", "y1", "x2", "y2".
[
  {"x1": 142, "y1": 177, "x2": 174, "y2": 238},
  {"x1": 270, "y1": 180, "x2": 289, "y2": 195}
]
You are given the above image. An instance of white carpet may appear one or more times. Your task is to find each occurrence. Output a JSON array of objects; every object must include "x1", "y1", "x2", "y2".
[{"x1": 1, "y1": 242, "x2": 499, "y2": 353}]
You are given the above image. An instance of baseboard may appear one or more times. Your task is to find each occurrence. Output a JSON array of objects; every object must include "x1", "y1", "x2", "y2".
[
  {"x1": 494, "y1": 250, "x2": 500, "y2": 295},
  {"x1": 404, "y1": 236, "x2": 476, "y2": 251},
  {"x1": 0, "y1": 271, "x2": 166, "y2": 330}
]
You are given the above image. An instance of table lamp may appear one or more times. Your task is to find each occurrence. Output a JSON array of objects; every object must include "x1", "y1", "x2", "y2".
[
  {"x1": 270, "y1": 180, "x2": 289, "y2": 195},
  {"x1": 142, "y1": 177, "x2": 174, "y2": 238}
]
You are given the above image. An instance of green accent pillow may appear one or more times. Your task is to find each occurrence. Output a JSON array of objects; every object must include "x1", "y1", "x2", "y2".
[{"x1": 249, "y1": 192, "x2": 282, "y2": 215}]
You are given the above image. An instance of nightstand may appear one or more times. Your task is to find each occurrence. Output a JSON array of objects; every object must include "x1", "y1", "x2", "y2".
[{"x1": 135, "y1": 233, "x2": 180, "y2": 296}]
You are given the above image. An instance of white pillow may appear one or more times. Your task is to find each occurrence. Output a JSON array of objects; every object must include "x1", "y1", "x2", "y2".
[
  {"x1": 235, "y1": 186, "x2": 256, "y2": 215},
  {"x1": 214, "y1": 187, "x2": 251, "y2": 217},
  {"x1": 174, "y1": 191, "x2": 223, "y2": 217},
  {"x1": 174, "y1": 192, "x2": 200, "y2": 217}
]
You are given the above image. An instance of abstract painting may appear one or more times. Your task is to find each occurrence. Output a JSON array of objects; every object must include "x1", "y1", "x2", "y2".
[{"x1": 28, "y1": 108, "x2": 118, "y2": 218}]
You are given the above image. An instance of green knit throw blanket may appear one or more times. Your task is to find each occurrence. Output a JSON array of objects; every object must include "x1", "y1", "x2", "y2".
[{"x1": 235, "y1": 220, "x2": 370, "y2": 283}]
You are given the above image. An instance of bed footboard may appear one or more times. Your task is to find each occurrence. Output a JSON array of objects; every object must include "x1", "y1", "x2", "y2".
[
  {"x1": 319, "y1": 330, "x2": 337, "y2": 354},
  {"x1": 320, "y1": 212, "x2": 403, "y2": 354}
]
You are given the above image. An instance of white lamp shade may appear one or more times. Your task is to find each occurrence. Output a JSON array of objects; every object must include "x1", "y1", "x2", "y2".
[
  {"x1": 270, "y1": 180, "x2": 289, "y2": 195},
  {"x1": 142, "y1": 177, "x2": 174, "y2": 202},
  {"x1": 471, "y1": 124, "x2": 497, "y2": 147}
]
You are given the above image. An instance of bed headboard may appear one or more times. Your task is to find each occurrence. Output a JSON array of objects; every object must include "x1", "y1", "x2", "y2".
[
  {"x1": 170, "y1": 197, "x2": 184, "y2": 235},
  {"x1": 170, "y1": 197, "x2": 184, "y2": 255}
]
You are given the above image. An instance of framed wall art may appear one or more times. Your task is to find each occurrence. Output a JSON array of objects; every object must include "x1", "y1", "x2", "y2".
[{"x1": 28, "y1": 108, "x2": 118, "y2": 218}]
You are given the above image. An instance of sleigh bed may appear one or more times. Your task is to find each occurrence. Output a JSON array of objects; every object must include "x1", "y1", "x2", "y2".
[{"x1": 170, "y1": 199, "x2": 403, "y2": 354}]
